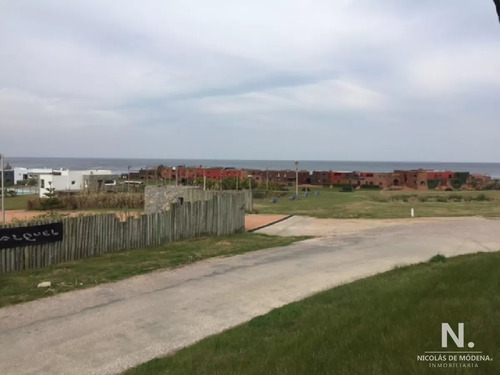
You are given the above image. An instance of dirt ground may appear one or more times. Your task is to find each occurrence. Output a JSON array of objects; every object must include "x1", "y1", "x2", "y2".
[
  {"x1": 1, "y1": 210, "x2": 44, "y2": 223},
  {"x1": 245, "y1": 214, "x2": 289, "y2": 231}
]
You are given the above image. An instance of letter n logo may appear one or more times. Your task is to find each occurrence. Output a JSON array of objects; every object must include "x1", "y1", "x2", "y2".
[{"x1": 441, "y1": 323, "x2": 464, "y2": 348}]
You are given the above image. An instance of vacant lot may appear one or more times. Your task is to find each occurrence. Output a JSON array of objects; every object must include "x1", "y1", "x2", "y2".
[
  {"x1": 127, "y1": 251, "x2": 500, "y2": 375},
  {"x1": 254, "y1": 188, "x2": 500, "y2": 218}
]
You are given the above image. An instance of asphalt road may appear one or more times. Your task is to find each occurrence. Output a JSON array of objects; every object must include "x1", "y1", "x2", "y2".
[{"x1": 0, "y1": 217, "x2": 499, "y2": 374}]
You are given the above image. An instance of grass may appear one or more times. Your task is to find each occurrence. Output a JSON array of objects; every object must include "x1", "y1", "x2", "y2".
[
  {"x1": 3, "y1": 194, "x2": 34, "y2": 210},
  {"x1": 126, "y1": 251, "x2": 500, "y2": 375},
  {"x1": 0, "y1": 233, "x2": 307, "y2": 308},
  {"x1": 254, "y1": 188, "x2": 500, "y2": 219}
]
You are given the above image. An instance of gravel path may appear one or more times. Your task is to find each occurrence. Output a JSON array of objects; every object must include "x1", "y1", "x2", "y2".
[{"x1": 0, "y1": 217, "x2": 499, "y2": 374}]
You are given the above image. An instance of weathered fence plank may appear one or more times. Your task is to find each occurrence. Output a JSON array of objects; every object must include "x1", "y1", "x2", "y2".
[{"x1": 0, "y1": 191, "x2": 246, "y2": 274}]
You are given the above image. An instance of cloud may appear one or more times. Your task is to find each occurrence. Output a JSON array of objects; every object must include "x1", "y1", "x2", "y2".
[{"x1": 0, "y1": 0, "x2": 499, "y2": 161}]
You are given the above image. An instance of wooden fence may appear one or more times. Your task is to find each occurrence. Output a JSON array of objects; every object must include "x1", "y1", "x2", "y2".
[{"x1": 0, "y1": 193, "x2": 245, "y2": 274}]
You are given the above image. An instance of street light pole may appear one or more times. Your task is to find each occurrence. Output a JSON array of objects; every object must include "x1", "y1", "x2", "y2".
[
  {"x1": 248, "y1": 175, "x2": 252, "y2": 198},
  {"x1": 295, "y1": 160, "x2": 299, "y2": 197},
  {"x1": 1, "y1": 153, "x2": 5, "y2": 224}
]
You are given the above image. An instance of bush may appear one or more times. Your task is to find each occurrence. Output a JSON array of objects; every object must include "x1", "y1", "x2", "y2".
[
  {"x1": 476, "y1": 193, "x2": 488, "y2": 202},
  {"x1": 28, "y1": 193, "x2": 144, "y2": 210},
  {"x1": 429, "y1": 254, "x2": 446, "y2": 263},
  {"x1": 427, "y1": 179, "x2": 440, "y2": 189},
  {"x1": 390, "y1": 194, "x2": 417, "y2": 202},
  {"x1": 455, "y1": 172, "x2": 470, "y2": 185},
  {"x1": 360, "y1": 184, "x2": 380, "y2": 190},
  {"x1": 449, "y1": 179, "x2": 463, "y2": 190},
  {"x1": 253, "y1": 190, "x2": 288, "y2": 199}
]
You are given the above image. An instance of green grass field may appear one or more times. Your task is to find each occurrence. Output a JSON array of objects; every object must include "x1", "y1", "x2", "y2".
[
  {"x1": 3, "y1": 194, "x2": 35, "y2": 210},
  {"x1": 0, "y1": 233, "x2": 307, "y2": 308},
  {"x1": 254, "y1": 188, "x2": 500, "y2": 219},
  {"x1": 127, "y1": 251, "x2": 500, "y2": 375}
]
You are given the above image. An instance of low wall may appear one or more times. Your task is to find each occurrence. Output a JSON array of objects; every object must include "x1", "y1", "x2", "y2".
[{"x1": 145, "y1": 186, "x2": 252, "y2": 213}]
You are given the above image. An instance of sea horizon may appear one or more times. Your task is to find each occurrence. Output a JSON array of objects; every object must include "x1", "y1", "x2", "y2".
[{"x1": 4, "y1": 156, "x2": 500, "y2": 179}]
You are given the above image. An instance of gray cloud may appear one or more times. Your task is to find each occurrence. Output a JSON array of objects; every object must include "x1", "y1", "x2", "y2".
[{"x1": 1, "y1": 0, "x2": 499, "y2": 161}]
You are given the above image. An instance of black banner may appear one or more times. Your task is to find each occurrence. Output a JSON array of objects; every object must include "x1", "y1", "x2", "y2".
[{"x1": 0, "y1": 222, "x2": 63, "y2": 249}]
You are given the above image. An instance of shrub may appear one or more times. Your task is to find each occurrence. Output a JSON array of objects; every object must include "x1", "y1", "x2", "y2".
[
  {"x1": 390, "y1": 194, "x2": 417, "y2": 202},
  {"x1": 448, "y1": 194, "x2": 463, "y2": 202},
  {"x1": 427, "y1": 179, "x2": 440, "y2": 189},
  {"x1": 40, "y1": 184, "x2": 64, "y2": 210},
  {"x1": 450, "y1": 179, "x2": 462, "y2": 189},
  {"x1": 475, "y1": 194, "x2": 488, "y2": 202},
  {"x1": 28, "y1": 193, "x2": 144, "y2": 210},
  {"x1": 429, "y1": 254, "x2": 446, "y2": 263}
]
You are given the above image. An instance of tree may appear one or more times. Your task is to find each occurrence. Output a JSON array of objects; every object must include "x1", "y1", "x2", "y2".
[{"x1": 40, "y1": 182, "x2": 64, "y2": 210}]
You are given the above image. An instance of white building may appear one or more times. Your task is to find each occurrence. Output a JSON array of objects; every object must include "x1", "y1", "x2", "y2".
[
  {"x1": 38, "y1": 170, "x2": 116, "y2": 197},
  {"x1": 13, "y1": 167, "x2": 54, "y2": 184}
]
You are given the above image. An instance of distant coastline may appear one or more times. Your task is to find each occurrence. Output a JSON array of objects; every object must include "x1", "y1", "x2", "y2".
[{"x1": 5, "y1": 156, "x2": 500, "y2": 179}]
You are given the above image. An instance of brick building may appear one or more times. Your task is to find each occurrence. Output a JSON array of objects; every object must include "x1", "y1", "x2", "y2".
[{"x1": 129, "y1": 165, "x2": 489, "y2": 191}]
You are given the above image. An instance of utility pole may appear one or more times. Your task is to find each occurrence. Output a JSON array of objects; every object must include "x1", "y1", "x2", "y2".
[
  {"x1": 1, "y1": 153, "x2": 5, "y2": 224},
  {"x1": 266, "y1": 167, "x2": 269, "y2": 191},
  {"x1": 295, "y1": 160, "x2": 299, "y2": 197},
  {"x1": 248, "y1": 175, "x2": 253, "y2": 198},
  {"x1": 236, "y1": 169, "x2": 239, "y2": 190}
]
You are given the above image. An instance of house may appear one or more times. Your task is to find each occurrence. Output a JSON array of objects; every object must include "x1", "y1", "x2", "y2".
[
  {"x1": 38, "y1": 170, "x2": 118, "y2": 197},
  {"x1": 13, "y1": 167, "x2": 54, "y2": 184}
]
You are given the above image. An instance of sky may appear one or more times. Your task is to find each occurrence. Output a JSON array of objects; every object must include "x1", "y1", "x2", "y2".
[{"x1": 1, "y1": 0, "x2": 499, "y2": 162}]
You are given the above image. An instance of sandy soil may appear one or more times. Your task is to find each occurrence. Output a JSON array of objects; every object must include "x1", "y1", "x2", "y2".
[
  {"x1": 256, "y1": 215, "x2": 489, "y2": 237},
  {"x1": 245, "y1": 214, "x2": 289, "y2": 231},
  {"x1": 1, "y1": 210, "x2": 45, "y2": 223}
]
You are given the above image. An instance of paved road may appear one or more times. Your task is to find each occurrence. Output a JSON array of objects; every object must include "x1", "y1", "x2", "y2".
[{"x1": 0, "y1": 217, "x2": 499, "y2": 374}]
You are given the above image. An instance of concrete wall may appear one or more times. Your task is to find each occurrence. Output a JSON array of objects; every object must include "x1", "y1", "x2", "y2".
[{"x1": 145, "y1": 186, "x2": 253, "y2": 214}]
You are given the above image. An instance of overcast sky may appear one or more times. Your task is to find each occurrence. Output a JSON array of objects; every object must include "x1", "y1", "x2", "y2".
[{"x1": 1, "y1": 1, "x2": 499, "y2": 161}]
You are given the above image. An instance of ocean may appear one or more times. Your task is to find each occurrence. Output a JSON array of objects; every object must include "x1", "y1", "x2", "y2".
[{"x1": 5, "y1": 157, "x2": 500, "y2": 178}]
